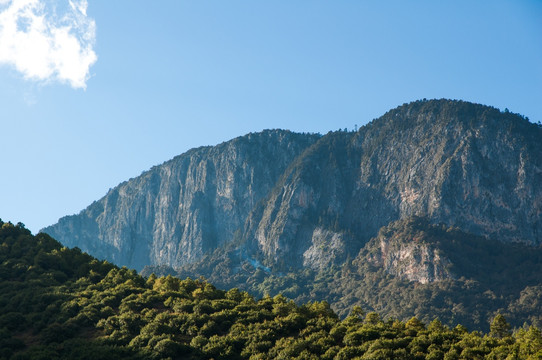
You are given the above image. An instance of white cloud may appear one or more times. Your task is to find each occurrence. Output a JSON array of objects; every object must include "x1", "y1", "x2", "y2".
[{"x1": 0, "y1": 0, "x2": 97, "y2": 89}]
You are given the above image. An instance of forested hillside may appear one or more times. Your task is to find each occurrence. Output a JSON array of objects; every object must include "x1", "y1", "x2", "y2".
[
  {"x1": 2, "y1": 220, "x2": 542, "y2": 359},
  {"x1": 149, "y1": 217, "x2": 542, "y2": 331}
]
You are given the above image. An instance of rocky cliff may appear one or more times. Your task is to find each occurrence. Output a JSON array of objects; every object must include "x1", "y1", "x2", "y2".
[
  {"x1": 43, "y1": 99, "x2": 542, "y2": 274},
  {"x1": 42, "y1": 130, "x2": 320, "y2": 270}
]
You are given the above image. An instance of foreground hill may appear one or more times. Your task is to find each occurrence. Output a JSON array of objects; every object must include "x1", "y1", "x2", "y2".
[{"x1": 1, "y1": 220, "x2": 542, "y2": 359}]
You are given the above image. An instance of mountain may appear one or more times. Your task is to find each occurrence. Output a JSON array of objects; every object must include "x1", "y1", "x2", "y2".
[
  {"x1": 44, "y1": 99, "x2": 542, "y2": 271},
  {"x1": 4, "y1": 220, "x2": 541, "y2": 359},
  {"x1": 42, "y1": 99, "x2": 542, "y2": 329}
]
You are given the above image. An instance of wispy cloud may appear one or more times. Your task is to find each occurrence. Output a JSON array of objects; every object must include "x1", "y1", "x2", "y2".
[{"x1": 0, "y1": 0, "x2": 97, "y2": 89}]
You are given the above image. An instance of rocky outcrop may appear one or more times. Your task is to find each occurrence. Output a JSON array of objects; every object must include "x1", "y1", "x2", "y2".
[
  {"x1": 302, "y1": 228, "x2": 352, "y2": 270},
  {"x1": 370, "y1": 239, "x2": 453, "y2": 284},
  {"x1": 43, "y1": 100, "x2": 542, "y2": 275},
  {"x1": 365, "y1": 218, "x2": 455, "y2": 284}
]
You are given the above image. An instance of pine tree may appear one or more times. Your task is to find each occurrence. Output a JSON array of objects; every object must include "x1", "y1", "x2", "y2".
[{"x1": 490, "y1": 314, "x2": 511, "y2": 338}]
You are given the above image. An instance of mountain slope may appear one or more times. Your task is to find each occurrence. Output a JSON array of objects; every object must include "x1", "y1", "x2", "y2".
[{"x1": 148, "y1": 216, "x2": 542, "y2": 330}]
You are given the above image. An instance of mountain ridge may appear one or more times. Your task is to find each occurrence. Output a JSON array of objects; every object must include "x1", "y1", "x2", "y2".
[{"x1": 43, "y1": 99, "x2": 542, "y2": 270}]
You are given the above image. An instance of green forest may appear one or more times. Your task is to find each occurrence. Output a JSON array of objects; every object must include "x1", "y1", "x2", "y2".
[{"x1": 1, "y1": 219, "x2": 542, "y2": 359}]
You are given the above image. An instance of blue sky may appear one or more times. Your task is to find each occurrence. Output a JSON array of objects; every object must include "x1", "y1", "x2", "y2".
[{"x1": 1, "y1": 0, "x2": 541, "y2": 233}]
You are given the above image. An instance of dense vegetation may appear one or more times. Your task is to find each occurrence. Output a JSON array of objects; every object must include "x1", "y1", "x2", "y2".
[
  {"x1": 148, "y1": 217, "x2": 542, "y2": 332},
  {"x1": 1, "y1": 219, "x2": 541, "y2": 359}
]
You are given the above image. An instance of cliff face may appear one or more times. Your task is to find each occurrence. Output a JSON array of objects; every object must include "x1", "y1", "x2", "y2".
[
  {"x1": 43, "y1": 100, "x2": 542, "y2": 274},
  {"x1": 42, "y1": 130, "x2": 320, "y2": 270}
]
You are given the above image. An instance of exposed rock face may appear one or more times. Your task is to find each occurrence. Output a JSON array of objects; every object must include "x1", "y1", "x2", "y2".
[
  {"x1": 42, "y1": 130, "x2": 320, "y2": 270},
  {"x1": 372, "y1": 239, "x2": 453, "y2": 284},
  {"x1": 302, "y1": 228, "x2": 351, "y2": 271},
  {"x1": 43, "y1": 100, "x2": 542, "y2": 274},
  {"x1": 365, "y1": 218, "x2": 455, "y2": 284}
]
